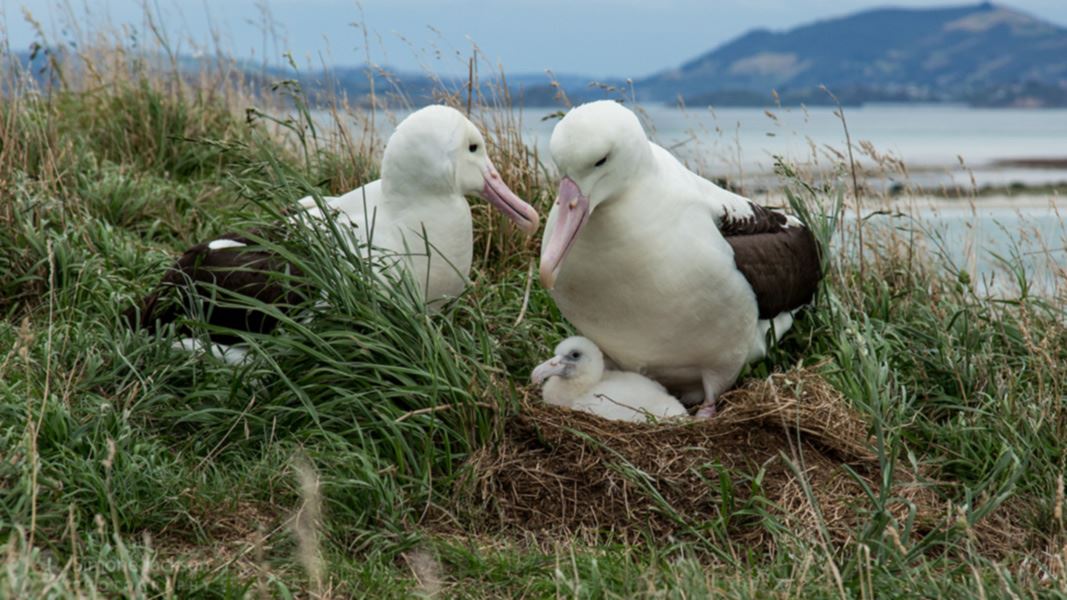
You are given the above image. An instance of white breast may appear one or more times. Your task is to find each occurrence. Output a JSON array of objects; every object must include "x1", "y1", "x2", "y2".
[
  {"x1": 293, "y1": 181, "x2": 473, "y2": 304},
  {"x1": 550, "y1": 183, "x2": 759, "y2": 388},
  {"x1": 567, "y1": 371, "x2": 688, "y2": 422},
  {"x1": 386, "y1": 198, "x2": 473, "y2": 303}
]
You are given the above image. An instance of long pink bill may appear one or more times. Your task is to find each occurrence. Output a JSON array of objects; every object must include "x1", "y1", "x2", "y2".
[
  {"x1": 480, "y1": 160, "x2": 540, "y2": 235},
  {"x1": 539, "y1": 176, "x2": 590, "y2": 290}
]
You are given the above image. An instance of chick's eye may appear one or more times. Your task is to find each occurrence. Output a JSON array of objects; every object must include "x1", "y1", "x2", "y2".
[
  {"x1": 468, "y1": 143, "x2": 479, "y2": 153},
  {"x1": 594, "y1": 155, "x2": 608, "y2": 167},
  {"x1": 568, "y1": 351, "x2": 582, "y2": 360}
]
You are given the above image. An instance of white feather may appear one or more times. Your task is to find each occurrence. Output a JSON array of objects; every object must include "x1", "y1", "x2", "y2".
[
  {"x1": 172, "y1": 338, "x2": 251, "y2": 365},
  {"x1": 535, "y1": 337, "x2": 688, "y2": 423},
  {"x1": 544, "y1": 101, "x2": 801, "y2": 399},
  {"x1": 206, "y1": 239, "x2": 247, "y2": 251}
]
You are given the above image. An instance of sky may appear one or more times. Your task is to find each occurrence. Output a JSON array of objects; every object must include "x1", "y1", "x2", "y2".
[{"x1": 3, "y1": 0, "x2": 1067, "y2": 78}]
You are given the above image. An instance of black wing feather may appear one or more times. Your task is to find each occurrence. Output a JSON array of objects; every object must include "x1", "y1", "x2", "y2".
[
  {"x1": 720, "y1": 203, "x2": 822, "y2": 319},
  {"x1": 125, "y1": 231, "x2": 306, "y2": 344}
]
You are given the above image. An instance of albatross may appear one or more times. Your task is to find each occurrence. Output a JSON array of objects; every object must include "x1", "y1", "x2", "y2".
[
  {"x1": 127, "y1": 105, "x2": 539, "y2": 357},
  {"x1": 531, "y1": 336, "x2": 688, "y2": 422},
  {"x1": 539, "y1": 101, "x2": 822, "y2": 418}
]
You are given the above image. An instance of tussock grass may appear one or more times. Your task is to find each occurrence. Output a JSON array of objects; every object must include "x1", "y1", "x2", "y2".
[{"x1": 2, "y1": 17, "x2": 1067, "y2": 598}]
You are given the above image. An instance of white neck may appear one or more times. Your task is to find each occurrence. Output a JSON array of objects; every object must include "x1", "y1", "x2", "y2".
[
  {"x1": 380, "y1": 191, "x2": 474, "y2": 303},
  {"x1": 381, "y1": 147, "x2": 455, "y2": 200},
  {"x1": 542, "y1": 364, "x2": 604, "y2": 407}
]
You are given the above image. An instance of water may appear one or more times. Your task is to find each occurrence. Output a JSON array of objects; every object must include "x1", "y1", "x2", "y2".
[
  {"x1": 862, "y1": 205, "x2": 1066, "y2": 296},
  {"x1": 521, "y1": 104, "x2": 1067, "y2": 190}
]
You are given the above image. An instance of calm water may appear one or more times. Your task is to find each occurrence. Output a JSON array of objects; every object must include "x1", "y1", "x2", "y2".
[
  {"x1": 861, "y1": 206, "x2": 1066, "y2": 296},
  {"x1": 518, "y1": 104, "x2": 1067, "y2": 190}
]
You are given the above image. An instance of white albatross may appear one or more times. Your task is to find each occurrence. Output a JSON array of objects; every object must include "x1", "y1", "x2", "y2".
[
  {"x1": 539, "y1": 101, "x2": 822, "y2": 418},
  {"x1": 293, "y1": 104, "x2": 539, "y2": 303},
  {"x1": 127, "y1": 105, "x2": 539, "y2": 361},
  {"x1": 531, "y1": 336, "x2": 689, "y2": 422}
]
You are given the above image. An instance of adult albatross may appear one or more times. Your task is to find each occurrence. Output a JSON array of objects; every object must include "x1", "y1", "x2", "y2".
[
  {"x1": 127, "y1": 105, "x2": 539, "y2": 356},
  {"x1": 539, "y1": 101, "x2": 822, "y2": 418}
]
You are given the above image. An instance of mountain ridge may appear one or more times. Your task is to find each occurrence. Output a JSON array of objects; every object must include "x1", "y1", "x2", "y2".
[
  {"x1": 635, "y1": 2, "x2": 1067, "y2": 106},
  {"x1": 9, "y1": 2, "x2": 1067, "y2": 107}
]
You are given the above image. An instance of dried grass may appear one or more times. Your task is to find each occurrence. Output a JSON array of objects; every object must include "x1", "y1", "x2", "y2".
[
  {"x1": 450, "y1": 368, "x2": 1022, "y2": 557},
  {"x1": 151, "y1": 500, "x2": 279, "y2": 579},
  {"x1": 404, "y1": 547, "x2": 444, "y2": 598}
]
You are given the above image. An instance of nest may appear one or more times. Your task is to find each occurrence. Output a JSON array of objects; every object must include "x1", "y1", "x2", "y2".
[{"x1": 451, "y1": 368, "x2": 1017, "y2": 554}]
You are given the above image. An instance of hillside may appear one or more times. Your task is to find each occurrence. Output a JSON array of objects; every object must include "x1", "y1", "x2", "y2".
[
  {"x1": 306, "y1": 2, "x2": 1067, "y2": 107},
  {"x1": 8, "y1": 2, "x2": 1067, "y2": 108},
  {"x1": 638, "y1": 2, "x2": 1067, "y2": 106}
]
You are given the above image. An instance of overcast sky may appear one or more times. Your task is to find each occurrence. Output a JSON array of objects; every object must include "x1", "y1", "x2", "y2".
[{"x1": 3, "y1": 0, "x2": 1066, "y2": 78}]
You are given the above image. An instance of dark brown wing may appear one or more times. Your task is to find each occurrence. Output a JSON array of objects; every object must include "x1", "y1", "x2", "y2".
[
  {"x1": 125, "y1": 231, "x2": 306, "y2": 344},
  {"x1": 721, "y1": 203, "x2": 822, "y2": 319}
]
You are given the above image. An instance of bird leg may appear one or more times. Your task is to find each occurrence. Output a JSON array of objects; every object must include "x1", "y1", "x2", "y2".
[
  {"x1": 694, "y1": 400, "x2": 717, "y2": 419},
  {"x1": 695, "y1": 371, "x2": 729, "y2": 419}
]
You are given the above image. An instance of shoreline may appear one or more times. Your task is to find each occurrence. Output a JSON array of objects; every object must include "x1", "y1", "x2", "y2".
[
  {"x1": 722, "y1": 170, "x2": 1066, "y2": 204},
  {"x1": 991, "y1": 157, "x2": 1067, "y2": 170},
  {"x1": 879, "y1": 194, "x2": 1067, "y2": 211},
  {"x1": 755, "y1": 193, "x2": 1067, "y2": 211}
]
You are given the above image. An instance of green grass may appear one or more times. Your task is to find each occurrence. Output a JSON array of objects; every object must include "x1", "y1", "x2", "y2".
[{"x1": 1, "y1": 42, "x2": 1067, "y2": 599}]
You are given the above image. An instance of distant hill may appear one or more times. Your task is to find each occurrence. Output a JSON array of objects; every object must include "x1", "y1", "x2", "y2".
[
  {"x1": 8, "y1": 2, "x2": 1067, "y2": 107},
  {"x1": 5, "y1": 46, "x2": 612, "y2": 108},
  {"x1": 297, "y1": 68, "x2": 611, "y2": 108},
  {"x1": 637, "y1": 2, "x2": 1067, "y2": 107},
  {"x1": 298, "y1": 2, "x2": 1067, "y2": 107}
]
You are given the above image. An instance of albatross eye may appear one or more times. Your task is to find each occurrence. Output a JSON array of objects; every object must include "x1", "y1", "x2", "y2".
[
  {"x1": 469, "y1": 143, "x2": 479, "y2": 153},
  {"x1": 567, "y1": 350, "x2": 582, "y2": 360},
  {"x1": 594, "y1": 155, "x2": 608, "y2": 167}
]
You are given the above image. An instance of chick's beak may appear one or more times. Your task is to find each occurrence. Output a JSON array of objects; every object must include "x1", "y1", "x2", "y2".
[{"x1": 531, "y1": 357, "x2": 567, "y2": 385}]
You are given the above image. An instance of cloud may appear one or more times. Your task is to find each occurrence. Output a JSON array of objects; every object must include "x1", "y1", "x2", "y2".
[{"x1": 3, "y1": 0, "x2": 1065, "y2": 76}]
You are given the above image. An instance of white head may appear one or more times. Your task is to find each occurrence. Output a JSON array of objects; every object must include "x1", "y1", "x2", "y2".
[
  {"x1": 530, "y1": 336, "x2": 605, "y2": 394},
  {"x1": 381, "y1": 105, "x2": 539, "y2": 234},
  {"x1": 540, "y1": 101, "x2": 653, "y2": 288}
]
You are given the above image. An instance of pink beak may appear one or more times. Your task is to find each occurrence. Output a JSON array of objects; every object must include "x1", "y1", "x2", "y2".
[
  {"x1": 480, "y1": 160, "x2": 540, "y2": 235},
  {"x1": 539, "y1": 177, "x2": 590, "y2": 290},
  {"x1": 531, "y1": 357, "x2": 567, "y2": 385}
]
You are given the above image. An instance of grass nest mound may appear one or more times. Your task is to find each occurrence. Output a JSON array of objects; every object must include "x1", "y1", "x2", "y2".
[{"x1": 452, "y1": 368, "x2": 994, "y2": 552}]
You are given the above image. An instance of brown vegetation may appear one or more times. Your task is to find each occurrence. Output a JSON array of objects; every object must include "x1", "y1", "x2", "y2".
[{"x1": 452, "y1": 368, "x2": 1026, "y2": 559}]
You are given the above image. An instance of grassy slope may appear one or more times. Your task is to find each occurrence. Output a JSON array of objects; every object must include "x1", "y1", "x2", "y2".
[{"x1": 1, "y1": 49, "x2": 1066, "y2": 599}]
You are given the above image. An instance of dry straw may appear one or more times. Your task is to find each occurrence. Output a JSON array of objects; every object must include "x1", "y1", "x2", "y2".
[{"x1": 453, "y1": 368, "x2": 1022, "y2": 557}]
